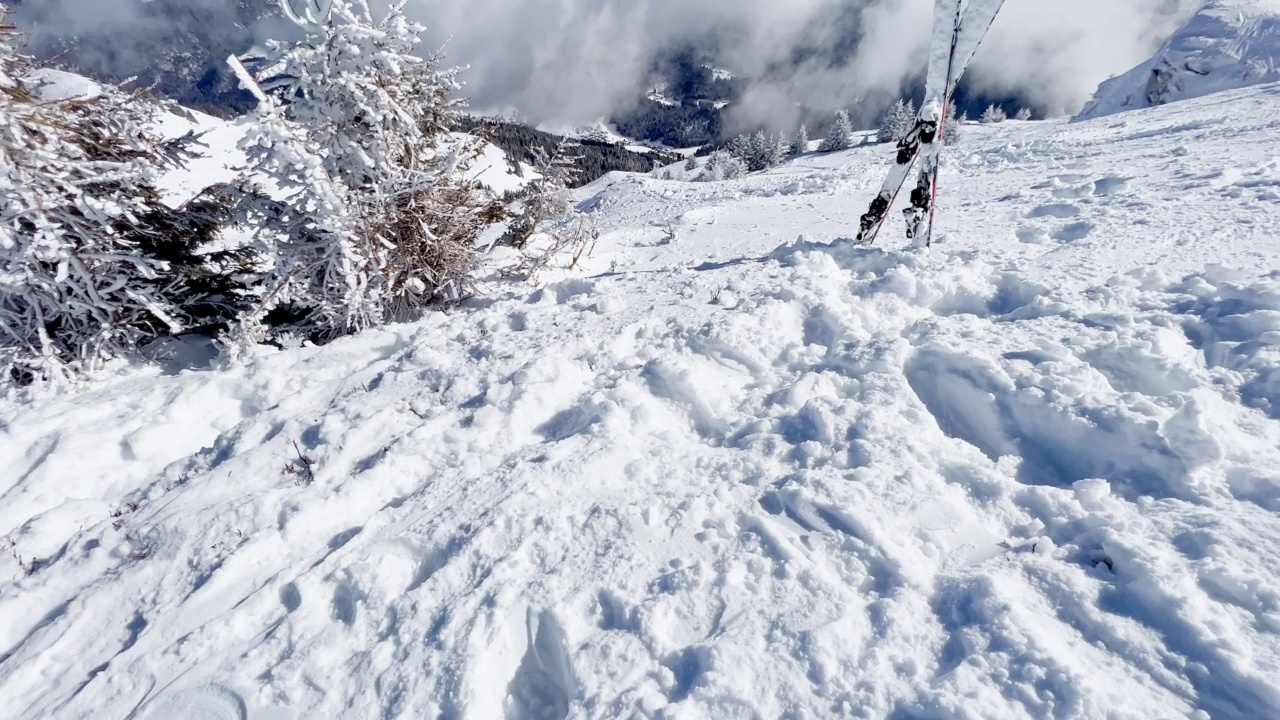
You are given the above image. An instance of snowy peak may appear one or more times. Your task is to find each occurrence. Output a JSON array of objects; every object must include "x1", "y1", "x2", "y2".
[{"x1": 1079, "y1": 0, "x2": 1280, "y2": 119}]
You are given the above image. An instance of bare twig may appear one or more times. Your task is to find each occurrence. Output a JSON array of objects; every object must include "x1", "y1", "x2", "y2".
[{"x1": 286, "y1": 440, "x2": 316, "y2": 486}]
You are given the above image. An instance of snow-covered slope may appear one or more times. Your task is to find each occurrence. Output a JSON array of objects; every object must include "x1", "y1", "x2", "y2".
[
  {"x1": 1079, "y1": 0, "x2": 1280, "y2": 119},
  {"x1": 3, "y1": 83, "x2": 1280, "y2": 719},
  {"x1": 463, "y1": 136, "x2": 540, "y2": 197}
]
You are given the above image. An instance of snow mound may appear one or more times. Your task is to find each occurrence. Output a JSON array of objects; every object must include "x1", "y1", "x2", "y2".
[{"x1": 1079, "y1": 0, "x2": 1280, "y2": 119}]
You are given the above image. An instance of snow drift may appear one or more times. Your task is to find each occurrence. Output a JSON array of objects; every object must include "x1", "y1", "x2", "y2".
[{"x1": 1078, "y1": 0, "x2": 1280, "y2": 119}]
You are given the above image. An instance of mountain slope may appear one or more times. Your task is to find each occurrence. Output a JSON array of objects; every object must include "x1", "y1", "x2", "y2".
[
  {"x1": 1079, "y1": 0, "x2": 1280, "y2": 119},
  {"x1": 2, "y1": 84, "x2": 1280, "y2": 719}
]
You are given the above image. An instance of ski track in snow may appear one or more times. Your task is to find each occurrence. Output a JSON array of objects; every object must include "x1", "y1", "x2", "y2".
[{"x1": 2, "y1": 85, "x2": 1280, "y2": 720}]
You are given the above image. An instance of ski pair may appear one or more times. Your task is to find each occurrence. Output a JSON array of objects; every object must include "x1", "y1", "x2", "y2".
[{"x1": 856, "y1": 0, "x2": 1006, "y2": 246}]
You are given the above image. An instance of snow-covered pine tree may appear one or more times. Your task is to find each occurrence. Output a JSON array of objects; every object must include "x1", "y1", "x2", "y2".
[
  {"x1": 699, "y1": 150, "x2": 747, "y2": 181},
  {"x1": 1015, "y1": 107, "x2": 1033, "y2": 121},
  {"x1": 728, "y1": 131, "x2": 767, "y2": 172},
  {"x1": 819, "y1": 110, "x2": 854, "y2": 152},
  {"x1": 899, "y1": 99, "x2": 917, "y2": 141},
  {"x1": 727, "y1": 133, "x2": 752, "y2": 170},
  {"x1": 769, "y1": 131, "x2": 789, "y2": 167},
  {"x1": 754, "y1": 131, "x2": 771, "y2": 170},
  {"x1": 981, "y1": 104, "x2": 1007, "y2": 123},
  {"x1": 876, "y1": 102, "x2": 899, "y2": 143},
  {"x1": 943, "y1": 101, "x2": 961, "y2": 146},
  {"x1": 684, "y1": 156, "x2": 699, "y2": 172},
  {"x1": 790, "y1": 124, "x2": 809, "y2": 156},
  {"x1": 234, "y1": 0, "x2": 495, "y2": 343},
  {"x1": 0, "y1": 10, "x2": 244, "y2": 385},
  {"x1": 877, "y1": 99, "x2": 915, "y2": 143}
]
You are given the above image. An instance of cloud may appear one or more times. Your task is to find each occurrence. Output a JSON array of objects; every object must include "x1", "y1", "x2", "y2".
[
  {"x1": 409, "y1": 0, "x2": 1200, "y2": 125},
  {"x1": 413, "y1": 0, "x2": 849, "y2": 122},
  {"x1": 9, "y1": 0, "x2": 1201, "y2": 126},
  {"x1": 964, "y1": 0, "x2": 1196, "y2": 115}
]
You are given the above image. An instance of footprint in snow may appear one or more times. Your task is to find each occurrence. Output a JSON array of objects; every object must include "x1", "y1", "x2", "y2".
[
  {"x1": 1092, "y1": 176, "x2": 1132, "y2": 196},
  {"x1": 1052, "y1": 221, "x2": 1095, "y2": 242},
  {"x1": 1025, "y1": 203, "x2": 1081, "y2": 219},
  {"x1": 1016, "y1": 224, "x2": 1052, "y2": 244},
  {"x1": 506, "y1": 610, "x2": 575, "y2": 720},
  {"x1": 904, "y1": 347, "x2": 1191, "y2": 501}
]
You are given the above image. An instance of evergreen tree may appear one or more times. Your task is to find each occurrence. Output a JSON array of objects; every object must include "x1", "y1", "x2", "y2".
[
  {"x1": 980, "y1": 104, "x2": 1007, "y2": 123},
  {"x1": 819, "y1": 110, "x2": 854, "y2": 152},
  {"x1": 877, "y1": 98, "x2": 916, "y2": 143},
  {"x1": 943, "y1": 101, "x2": 962, "y2": 146},
  {"x1": 726, "y1": 134, "x2": 749, "y2": 166},
  {"x1": 726, "y1": 130, "x2": 789, "y2": 172},
  {"x1": 685, "y1": 156, "x2": 699, "y2": 172},
  {"x1": 1015, "y1": 107, "x2": 1033, "y2": 121},
  {"x1": 790, "y1": 124, "x2": 809, "y2": 156},
  {"x1": 769, "y1": 131, "x2": 789, "y2": 167},
  {"x1": 699, "y1": 150, "x2": 747, "y2": 181},
  {"x1": 751, "y1": 130, "x2": 771, "y2": 170},
  {"x1": 233, "y1": 0, "x2": 496, "y2": 343},
  {"x1": 0, "y1": 10, "x2": 243, "y2": 385}
]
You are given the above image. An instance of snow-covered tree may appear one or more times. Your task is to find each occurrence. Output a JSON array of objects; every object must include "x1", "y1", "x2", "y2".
[
  {"x1": 877, "y1": 98, "x2": 916, "y2": 143},
  {"x1": 943, "y1": 102, "x2": 962, "y2": 146},
  {"x1": 980, "y1": 104, "x2": 1007, "y2": 123},
  {"x1": 495, "y1": 138, "x2": 598, "y2": 278},
  {"x1": 727, "y1": 130, "x2": 784, "y2": 173},
  {"x1": 699, "y1": 150, "x2": 747, "y2": 181},
  {"x1": 728, "y1": 132, "x2": 758, "y2": 172},
  {"x1": 684, "y1": 156, "x2": 699, "y2": 172},
  {"x1": 819, "y1": 110, "x2": 854, "y2": 152},
  {"x1": 501, "y1": 139, "x2": 580, "y2": 250},
  {"x1": 233, "y1": 0, "x2": 496, "y2": 343},
  {"x1": 1015, "y1": 107, "x2": 1033, "y2": 121},
  {"x1": 726, "y1": 134, "x2": 750, "y2": 165},
  {"x1": 0, "y1": 11, "x2": 245, "y2": 385},
  {"x1": 790, "y1": 124, "x2": 809, "y2": 156},
  {"x1": 770, "y1": 131, "x2": 790, "y2": 167},
  {"x1": 578, "y1": 125, "x2": 610, "y2": 144}
]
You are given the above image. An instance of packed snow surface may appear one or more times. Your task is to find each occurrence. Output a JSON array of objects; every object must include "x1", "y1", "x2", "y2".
[
  {"x1": 1079, "y1": 0, "x2": 1280, "y2": 119},
  {"x1": 4, "y1": 83, "x2": 1280, "y2": 720}
]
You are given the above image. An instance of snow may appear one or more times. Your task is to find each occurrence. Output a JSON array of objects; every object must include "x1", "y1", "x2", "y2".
[
  {"x1": 465, "y1": 136, "x2": 539, "y2": 196},
  {"x1": 21, "y1": 68, "x2": 102, "y2": 102},
  {"x1": 1078, "y1": 0, "x2": 1280, "y2": 120},
  {"x1": 3, "y1": 82, "x2": 1280, "y2": 719},
  {"x1": 704, "y1": 65, "x2": 734, "y2": 82},
  {"x1": 152, "y1": 110, "x2": 250, "y2": 207},
  {"x1": 646, "y1": 82, "x2": 678, "y2": 107}
]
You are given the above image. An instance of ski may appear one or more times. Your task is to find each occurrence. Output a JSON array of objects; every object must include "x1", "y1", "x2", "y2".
[
  {"x1": 948, "y1": 0, "x2": 1009, "y2": 90},
  {"x1": 853, "y1": 126, "x2": 925, "y2": 245},
  {"x1": 858, "y1": 0, "x2": 1008, "y2": 246},
  {"x1": 912, "y1": 0, "x2": 1008, "y2": 246},
  {"x1": 904, "y1": 1, "x2": 965, "y2": 245},
  {"x1": 857, "y1": 0, "x2": 963, "y2": 245}
]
